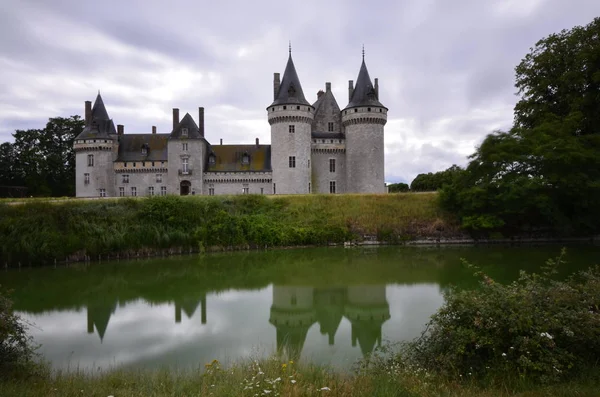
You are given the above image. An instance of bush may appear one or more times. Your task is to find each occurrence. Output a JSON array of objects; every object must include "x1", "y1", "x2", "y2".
[
  {"x1": 0, "y1": 286, "x2": 38, "y2": 378},
  {"x1": 402, "y1": 249, "x2": 600, "y2": 384}
]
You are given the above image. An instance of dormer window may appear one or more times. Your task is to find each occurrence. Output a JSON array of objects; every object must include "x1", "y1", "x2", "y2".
[
  {"x1": 208, "y1": 154, "x2": 216, "y2": 165},
  {"x1": 241, "y1": 153, "x2": 250, "y2": 165},
  {"x1": 141, "y1": 146, "x2": 147, "y2": 155},
  {"x1": 181, "y1": 128, "x2": 188, "y2": 137}
]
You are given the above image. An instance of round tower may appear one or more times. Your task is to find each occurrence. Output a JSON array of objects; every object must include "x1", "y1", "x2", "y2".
[
  {"x1": 74, "y1": 93, "x2": 119, "y2": 197},
  {"x1": 342, "y1": 56, "x2": 388, "y2": 193},
  {"x1": 268, "y1": 50, "x2": 314, "y2": 195}
]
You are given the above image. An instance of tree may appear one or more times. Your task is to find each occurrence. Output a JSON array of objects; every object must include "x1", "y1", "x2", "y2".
[
  {"x1": 410, "y1": 165, "x2": 464, "y2": 192},
  {"x1": 1, "y1": 116, "x2": 83, "y2": 197},
  {"x1": 388, "y1": 182, "x2": 409, "y2": 193},
  {"x1": 440, "y1": 17, "x2": 600, "y2": 236}
]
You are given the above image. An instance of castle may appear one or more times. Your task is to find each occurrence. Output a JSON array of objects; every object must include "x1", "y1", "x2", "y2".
[{"x1": 74, "y1": 50, "x2": 388, "y2": 197}]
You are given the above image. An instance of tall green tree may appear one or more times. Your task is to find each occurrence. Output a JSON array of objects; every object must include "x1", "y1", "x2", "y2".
[
  {"x1": 440, "y1": 17, "x2": 600, "y2": 236},
  {"x1": 1, "y1": 115, "x2": 83, "y2": 197}
]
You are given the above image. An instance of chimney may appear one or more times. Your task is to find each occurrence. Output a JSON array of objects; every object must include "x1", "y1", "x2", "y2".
[
  {"x1": 317, "y1": 90, "x2": 324, "y2": 99},
  {"x1": 198, "y1": 107, "x2": 205, "y2": 137},
  {"x1": 172, "y1": 108, "x2": 179, "y2": 131},
  {"x1": 152, "y1": 126, "x2": 156, "y2": 134},
  {"x1": 348, "y1": 80, "x2": 354, "y2": 102},
  {"x1": 220, "y1": 138, "x2": 223, "y2": 145},
  {"x1": 117, "y1": 124, "x2": 124, "y2": 135},
  {"x1": 374, "y1": 78, "x2": 379, "y2": 99},
  {"x1": 273, "y1": 73, "x2": 281, "y2": 100},
  {"x1": 255, "y1": 137, "x2": 259, "y2": 146},
  {"x1": 84, "y1": 101, "x2": 92, "y2": 126},
  {"x1": 326, "y1": 82, "x2": 331, "y2": 92}
]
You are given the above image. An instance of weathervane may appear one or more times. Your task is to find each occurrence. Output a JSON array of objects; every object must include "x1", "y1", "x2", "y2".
[
  {"x1": 362, "y1": 44, "x2": 365, "y2": 60},
  {"x1": 289, "y1": 41, "x2": 292, "y2": 55}
]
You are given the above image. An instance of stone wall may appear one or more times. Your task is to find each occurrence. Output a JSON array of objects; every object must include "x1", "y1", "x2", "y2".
[
  {"x1": 74, "y1": 141, "x2": 117, "y2": 197},
  {"x1": 311, "y1": 145, "x2": 346, "y2": 194},
  {"x1": 167, "y1": 138, "x2": 206, "y2": 195},
  {"x1": 203, "y1": 172, "x2": 272, "y2": 195}
]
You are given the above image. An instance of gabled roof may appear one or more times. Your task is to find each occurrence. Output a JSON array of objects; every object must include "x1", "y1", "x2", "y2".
[
  {"x1": 170, "y1": 113, "x2": 205, "y2": 139},
  {"x1": 116, "y1": 133, "x2": 169, "y2": 162},
  {"x1": 271, "y1": 54, "x2": 310, "y2": 107},
  {"x1": 311, "y1": 85, "x2": 342, "y2": 133},
  {"x1": 76, "y1": 92, "x2": 118, "y2": 140},
  {"x1": 206, "y1": 144, "x2": 272, "y2": 172},
  {"x1": 344, "y1": 59, "x2": 386, "y2": 110}
]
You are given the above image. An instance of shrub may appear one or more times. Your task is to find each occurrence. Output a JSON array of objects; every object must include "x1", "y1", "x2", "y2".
[
  {"x1": 402, "y1": 249, "x2": 600, "y2": 384},
  {"x1": 0, "y1": 286, "x2": 38, "y2": 378}
]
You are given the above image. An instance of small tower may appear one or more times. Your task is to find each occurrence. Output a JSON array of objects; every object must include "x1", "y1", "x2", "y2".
[
  {"x1": 344, "y1": 285, "x2": 390, "y2": 357},
  {"x1": 167, "y1": 109, "x2": 208, "y2": 196},
  {"x1": 341, "y1": 53, "x2": 388, "y2": 193},
  {"x1": 267, "y1": 48, "x2": 314, "y2": 194},
  {"x1": 74, "y1": 93, "x2": 119, "y2": 197}
]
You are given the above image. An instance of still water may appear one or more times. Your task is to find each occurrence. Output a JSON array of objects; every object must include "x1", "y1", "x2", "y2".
[{"x1": 2, "y1": 245, "x2": 599, "y2": 372}]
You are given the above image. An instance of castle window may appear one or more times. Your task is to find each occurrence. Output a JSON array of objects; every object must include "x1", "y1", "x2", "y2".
[
  {"x1": 368, "y1": 108, "x2": 371, "y2": 112},
  {"x1": 329, "y1": 181, "x2": 336, "y2": 194},
  {"x1": 242, "y1": 184, "x2": 249, "y2": 194},
  {"x1": 151, "y1": 161, "x2": 155, "y2": 167},
  {"x1": 283, "y1": 106, "x2": 287, "y2": 110},
  {"x1": 148, "y1": 186, "x2": 154, "y2": 196},
  {"x1": 156, "y1": 174, "x2": 162, "y2": 183},
  {"x1": 328, "y1": 122, "x2": 334, "y2": 132},
  {"x1": 160, "y1": 186, "x2": 167, "y2": 196},
  {"x1": 87, "y1": 154, "x2": 94, "y2": 167},
  {"x1": 99, "y1": 188, "x2": 106, "y2": 197},
  {"x1": 181, "y1": 128, "x2": 188, "y2": 137},
  {"x1": 182, "y1": 158, "x2": 189, "y2": 173},
  {"x1": 241, "y1": 153, "x2": 250, "y2": 165},
  {"x1": 93, "y1": 139, "x2": 96, "y2": 143},
  {"x1": 133, "y1": 162, "x2": 136, "y2": 167},
  {"x1": 380, "y1": 109, "x2": 382, "y2": 112},
  {"x1": 329, "y1": 158, "x2": 336, "y2": 173},
  {"x1": 272, "y1": 107, "x2": 274, "y2": 111},
  {"x1": 288, "y1": 156, "x2": 296, "y2": 168},
  {"x1": 308, "y1": 183, "x2": 311, "y2": 193},
  {"x1": 119, "y1": 187, "x2": 125, "y2": 197},
  {"x1": 122, "y1": 174, "x2": 129, "y2": 184},
  {"x1": 183, "y1": 143, "x2": 188, "y2": 151},
  {"x1": 296, "y1": 106, "x2": 300, "y2": 110},
  {"x1": 260, "y1": 187, "x2": 264, "y2": 194},
  {"x1": 161, "y1": 161, "x2": 165, "y2": 166},
  {"x1": 209, "y1": 184, "x2": 215, "y2": 196},
  {"x1": 131, "y1": 187, "x2": 137, "y2": 197},
  {"x1": 141, "y1": 146, "x2": 147, "y2": 155},
  {"x1": 84, "y1": 173, "x2": 90, "y2": 185},
  {"x1": 273, "y1": 183, "x2": 276, "y2": 194},
  {"x1": 289, "y1": 125, "x2": 295, "y2": 133},
  {"x1": 124, "y1": 162, "x2": 127, "y2": 168},
  {"x1": 142, "y1": 162, "x2": 145, "y2": 167},
  {"x1": 209, "y1": 154, "x2": 216, "y2": 165},
  {"x1": 354, "y1": 109, "x2": 358, "y2": 113},
  {"x1": 330, "y1": 140, "x2": 334, "y2": 143}
]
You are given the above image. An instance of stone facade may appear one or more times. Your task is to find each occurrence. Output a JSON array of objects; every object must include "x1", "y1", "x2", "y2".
[{"x1": 75, "y1": 53, "x2": 387, "y2": 197}]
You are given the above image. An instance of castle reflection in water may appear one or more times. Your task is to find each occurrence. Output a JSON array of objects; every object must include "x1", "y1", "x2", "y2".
[{"x1": 86, "y1": 285, "x2": 389, "y2": 360}]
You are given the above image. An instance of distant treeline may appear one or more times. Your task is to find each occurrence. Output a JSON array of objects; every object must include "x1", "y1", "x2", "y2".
[{"x1": 0, "y1": 116, "x2": 83, "y2": 197}]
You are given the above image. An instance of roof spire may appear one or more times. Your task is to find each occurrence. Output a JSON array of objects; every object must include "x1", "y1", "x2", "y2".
[
  {"x1": 362, "y1": 44, "x2": 365, "y2": 61},
  {"x1": 289, "y1": 40, "x2": 292, "y2": 55}
]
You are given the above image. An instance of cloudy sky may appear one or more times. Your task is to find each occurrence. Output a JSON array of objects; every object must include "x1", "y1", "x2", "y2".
[{"x1": 1, "y1": 0, "x2": 599, "y2": 183}]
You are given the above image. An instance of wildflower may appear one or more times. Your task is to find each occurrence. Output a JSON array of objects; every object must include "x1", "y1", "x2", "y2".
[
  {"x1": 540, "y1": 332, "x2": 553, "y2": 339},
  {"x1": 320, "y1": 387, "x2": 331, "y2": 391},
  {"x1": 263, "y1": 390, "x2": 272, "y2": 394},
  {"x1": 502, "y1": 353, "x2": 507, "y2": 357},
  {"x1": 291, "y1": 380, "x2": 297, "y2": 384},
  {"x1": 274, "y1": 377, "x2": 281, "y2": 382}
]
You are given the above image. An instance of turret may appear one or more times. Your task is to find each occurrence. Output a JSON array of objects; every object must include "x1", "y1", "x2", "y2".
[
  {"x1": 74, "y1": 92, "x2": 119, "y2": 197},
  {"x1": 341, "y1": 55, "x2": 388, "y2": 193},
  {"x1": 267, "y1": 48, "x2": 314, "y2": 194},
  {"x1": 344, "y1": 285, "x2": 390, "y2": 357}
]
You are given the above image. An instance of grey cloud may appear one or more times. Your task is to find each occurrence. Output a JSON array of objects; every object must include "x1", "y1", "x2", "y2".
[{"x1": 2, "y1": 0, "x2": 600, "y2": 183}]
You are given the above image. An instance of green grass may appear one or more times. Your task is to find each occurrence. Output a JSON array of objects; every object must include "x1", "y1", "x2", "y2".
[
  {"x1": 0, "y1": 193, "x2": 459, "y2": 267},
  {"x1": 1, "y1": 358, "x2": 598, "y2": 397}
]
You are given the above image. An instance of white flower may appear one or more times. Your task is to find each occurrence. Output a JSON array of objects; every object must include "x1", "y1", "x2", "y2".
[
  {"x1": 502, "y1": 353, "x2": 507, "y2": 357},
  {"x1": 263, "y1": 390, "x2": 272, "y2": 394},
  {"x1": 320, "y1": 387, "x2": 331, "y2": 391},
  {"x1": 274, "y1": 377, "x2": 281, "y2": 382},
  {"x1": 291, "y1": 380, "x2": 297, "y2": 384},
  {"x1": 540, "y1": 332, "x2": 553, "y2": 339}
]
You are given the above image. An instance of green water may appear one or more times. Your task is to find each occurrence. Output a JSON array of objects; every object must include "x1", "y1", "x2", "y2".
[{"x1": 1, "y1": 245, "x2": 598, "y2": 371}]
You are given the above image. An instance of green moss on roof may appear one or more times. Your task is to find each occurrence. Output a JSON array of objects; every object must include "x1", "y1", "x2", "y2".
[{"x1": 207, "y1": 145, "x2": 271, "y2": 172}]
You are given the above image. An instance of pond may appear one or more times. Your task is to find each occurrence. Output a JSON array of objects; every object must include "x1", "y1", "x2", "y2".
[{"x1": 2, "y1": 245, "x2": 599, "y2": 372}]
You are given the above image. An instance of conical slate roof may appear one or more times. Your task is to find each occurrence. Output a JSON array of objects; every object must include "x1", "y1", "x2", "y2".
[
  {"x1": 76, "y1": 92, "x2": 117, "y2": 139},
  {"x1": 271, "y1": 54, "x2": 310, "y2": 106},
  {"x1": 345, "y1": 59, "x2": 385, "y2": 110}
]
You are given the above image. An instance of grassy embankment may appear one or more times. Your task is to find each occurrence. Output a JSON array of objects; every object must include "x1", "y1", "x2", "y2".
[
  {"x1": 0, "y1": 193, "x2": 460, "y2": 267},
  {"x1": 1, "y1": 359, "x2": 598, "y2": 397}
]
